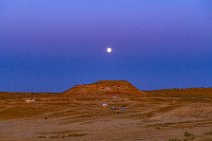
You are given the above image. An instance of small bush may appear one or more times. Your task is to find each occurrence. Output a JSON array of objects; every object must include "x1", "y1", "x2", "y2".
[
  {"x1": 184, "y1": 131, "x2": 196, "y2": 140},
  {"x1": 38, "y1": 136, "x2": 46, "y2": 138},
  {"x1": 67, "y1": 133, "x2": 87, "y2": 137},
  {"x1": 168, "y1": 138, "x2": 181, "y2": 141}
]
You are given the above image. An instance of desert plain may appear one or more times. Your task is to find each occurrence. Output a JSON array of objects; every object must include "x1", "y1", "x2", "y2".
[{"x1": 0, "y1": 81, "x2": 212, "y2": 141}]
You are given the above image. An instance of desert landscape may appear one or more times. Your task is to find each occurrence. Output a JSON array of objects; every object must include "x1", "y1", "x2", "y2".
[
  {"x1": 1, "y1": 1, "x2": 212, "y2": 141},
  {"x1": 0, "y1": 80, "x2": 212, "y2": 141}
]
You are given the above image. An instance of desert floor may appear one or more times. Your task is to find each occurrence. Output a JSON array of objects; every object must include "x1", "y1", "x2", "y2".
[{"x1": 0, "y1": 89, "x2": 212, "y2": 141}]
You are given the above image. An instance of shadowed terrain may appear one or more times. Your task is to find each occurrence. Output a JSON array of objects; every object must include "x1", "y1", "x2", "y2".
[{"x1": 0, "y1": 81, "x2": 212, "y2": 141}]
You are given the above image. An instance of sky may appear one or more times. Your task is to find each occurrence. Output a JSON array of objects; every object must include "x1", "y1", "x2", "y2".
[{"x1": 0, "y1": 0, "x2": 212, "y2": 92}]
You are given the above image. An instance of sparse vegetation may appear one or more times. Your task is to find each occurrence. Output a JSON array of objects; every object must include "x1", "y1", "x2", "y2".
[
  {"x1": 38, "y1": 135, "x2": 46, "y2": 138},
  {"x1": 184, "y1": 131, "x2": 196, "y2": 140},
  {"x1": 38, "y1": 130, "x2": 87, "y2": 139},
  {"x1": 167, "y1": 138, "x2": 181, "y2": 141},
  {"x1": 67, "y1": 133, "x2": 87, "y2": 137}
]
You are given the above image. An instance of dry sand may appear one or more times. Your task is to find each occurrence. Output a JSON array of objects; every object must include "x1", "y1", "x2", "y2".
[{"x1": 0, "y1": 89, "x2": 212, "y2": 141}]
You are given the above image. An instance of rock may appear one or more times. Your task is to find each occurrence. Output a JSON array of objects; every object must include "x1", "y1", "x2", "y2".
[
  {"x1": 63, "y1": 80, "x2": 143, "y2": 95},
  {"x1": 101, "y1": 103, "x2": 108, "y2": 107},
  {"x1": 25, "y1": 98, "x2": 36, "y2": 103},
  {"x1": 111, "y1": 106, "x2": 117, "y2": 110}
]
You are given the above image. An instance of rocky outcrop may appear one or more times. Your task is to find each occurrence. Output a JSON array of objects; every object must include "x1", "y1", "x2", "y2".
[{"x1": 63, "y1": 80, "x2": 143, "y2": 95}]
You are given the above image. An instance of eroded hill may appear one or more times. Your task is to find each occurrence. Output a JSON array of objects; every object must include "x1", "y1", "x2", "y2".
[{"x1": 63, "y1": 80, "x2": 143, "y2": 95}]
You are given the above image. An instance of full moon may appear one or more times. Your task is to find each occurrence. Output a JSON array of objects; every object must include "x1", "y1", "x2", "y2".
[{"x1": 107, "y1": 48, "x2": 112, "y2": 53}]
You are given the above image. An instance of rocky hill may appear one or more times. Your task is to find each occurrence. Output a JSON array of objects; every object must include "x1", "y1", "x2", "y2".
[{"x1": 63, "y1": 80, "x2": 143, "y2": 95}]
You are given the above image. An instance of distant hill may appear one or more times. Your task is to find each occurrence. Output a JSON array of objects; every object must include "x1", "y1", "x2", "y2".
[{"x1": 63, "y1": 80, "x2": 143, "y2": 95}]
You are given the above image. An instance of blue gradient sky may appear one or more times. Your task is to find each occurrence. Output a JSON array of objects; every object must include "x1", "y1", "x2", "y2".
[{"x1": 0, "y1": 0, "x2": 212, "y2": 92}]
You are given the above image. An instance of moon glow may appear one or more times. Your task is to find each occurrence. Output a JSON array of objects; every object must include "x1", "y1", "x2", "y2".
[{"x1": 107, "y1": 48, "x2": 112, "y2": 53}]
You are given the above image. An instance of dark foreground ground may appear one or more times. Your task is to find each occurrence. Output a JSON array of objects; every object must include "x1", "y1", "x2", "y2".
[{"x1": 0, "y1": 88, "x2": 212, "y2": 141}]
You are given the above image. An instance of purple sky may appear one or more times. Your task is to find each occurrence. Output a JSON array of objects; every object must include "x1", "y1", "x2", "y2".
[{"x1": 0, "y1": 0, "x2": 212, "y2": 92}]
